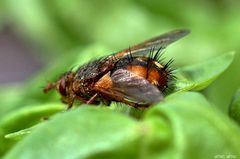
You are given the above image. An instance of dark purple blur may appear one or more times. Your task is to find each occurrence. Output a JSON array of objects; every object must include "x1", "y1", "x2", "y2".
[{"x1": 0, "y1": 26, "x2": 43, "y2": 84}]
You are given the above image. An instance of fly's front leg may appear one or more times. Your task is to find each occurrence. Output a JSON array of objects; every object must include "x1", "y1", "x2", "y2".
[{"x1": 61, "y1": 96, "x2": 74, "y2": 110}]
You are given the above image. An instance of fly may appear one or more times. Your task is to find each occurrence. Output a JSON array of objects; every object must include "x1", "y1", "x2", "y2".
[{"x1": 44, "y1": 29, "x2": 190, "y2": 109}]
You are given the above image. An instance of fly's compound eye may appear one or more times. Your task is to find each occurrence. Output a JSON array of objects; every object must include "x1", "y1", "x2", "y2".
[{"x1": 59, "y1": 78, "x2": 67, "y2": 96}]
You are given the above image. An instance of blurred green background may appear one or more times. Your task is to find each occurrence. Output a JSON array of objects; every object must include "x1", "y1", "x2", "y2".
[{"x1": 0, "y1": 0, "x2": 240, "y2": 113}]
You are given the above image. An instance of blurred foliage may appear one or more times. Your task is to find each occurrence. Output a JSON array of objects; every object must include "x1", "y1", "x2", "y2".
[
  {"x1": 229, "y1": 88, "x2": 240, "y2": 125},
  {"x1": 0, "y1": 0, "x2": 240, "y2": 158}
]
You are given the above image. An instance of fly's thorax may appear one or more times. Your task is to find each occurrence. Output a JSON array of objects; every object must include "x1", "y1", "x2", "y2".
[
  {"x1": 72, "y1": 77, "x2": 97, "y2": 98},
  {"x1": 75, "y1": 56, "x2": 116, "y2": 82},
  {"x1": 72, "y1": 79, "x2": 88, "y2": 95}
]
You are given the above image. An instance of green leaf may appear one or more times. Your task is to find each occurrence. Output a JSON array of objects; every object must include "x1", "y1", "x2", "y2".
[
  {"x1": 143, "y1": 92, "x2": 240, "y2": 159},
  {"x1": 0, "y1": 103, "x2": 64, "y2": 133},
  {"x1": 0, "y1": 86, "x2": 25, "y2": 118},
  {"x1": 0, "y1": 103, "x2": 65, "y2": 156},
  {"x1": 229, "y1": 88, "x2": 240, "y2": 125},
  {"x1": 4, "y1": 93, "x2": 240, "y2": 159},
  {"x1": 4, "y1": 107, "x2": 141, "y2": 159},
  {"x1": 175, "y1": 52, "x2": 235, "y2": 91},
  {"x1": 4, "y1": 126, "x2": 35, "y2": 140}
]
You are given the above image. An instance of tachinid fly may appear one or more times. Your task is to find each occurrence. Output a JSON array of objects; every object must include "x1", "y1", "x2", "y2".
[{"x1": 44, "y1": 29, "x2": 190, "y2": 109}]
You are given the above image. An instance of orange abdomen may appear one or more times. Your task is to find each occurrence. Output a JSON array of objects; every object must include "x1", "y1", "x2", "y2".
[{"x1": 127, "y1": 64, "x2": 168, "y2": 91}]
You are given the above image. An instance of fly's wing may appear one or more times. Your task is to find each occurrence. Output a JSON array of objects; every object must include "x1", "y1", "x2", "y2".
[
  {"x1": 110, "y1": 69, "x2": 163, "y2": 104},
  {"x1": 114, "y1": 29, "x2": 190, "y2": 58}
]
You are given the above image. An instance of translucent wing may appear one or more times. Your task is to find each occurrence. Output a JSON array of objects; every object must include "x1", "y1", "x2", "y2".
[
  {"x1": 114, "y1": 29, "x2": 190, "y2": 58},
  {"x1": 112, "y1": 69, "x2": 163, "y2": 104}
]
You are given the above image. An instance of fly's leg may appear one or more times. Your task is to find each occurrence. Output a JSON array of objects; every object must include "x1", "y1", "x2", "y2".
[
  {"x1": 86, "y1": 93, "x2": 98, "y2": 104},
  {"x1": 74, "y1": 95, "x2": 99, "y2": 105},
  {"x1": 67, "y1": 93, "x2": 98, "y2": 108},
  {"x1": 67, "y1": 99, "x2": 74, "y2": 110},
  {"x1": 74, "y1": 95, "x2": 88, "y2": 103}
]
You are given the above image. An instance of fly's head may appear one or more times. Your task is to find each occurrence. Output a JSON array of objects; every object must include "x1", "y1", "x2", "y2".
[{"x1": 44, "y1": 71, "x2": 76, "y2": 106}]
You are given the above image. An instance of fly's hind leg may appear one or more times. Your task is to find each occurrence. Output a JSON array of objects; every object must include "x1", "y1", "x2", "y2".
[
  {"x1": 74, "y1": 94, "x2": 99, "y2": 105},
  {"x1": 86, "y1": 93, "x2": 98, "y2": 104}
]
